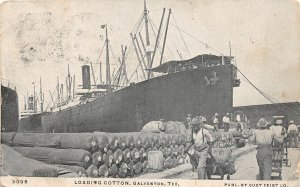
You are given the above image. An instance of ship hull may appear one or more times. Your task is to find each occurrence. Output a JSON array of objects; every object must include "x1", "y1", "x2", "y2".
[
  {"x1": 1, "y1": 85, "x2": 19, "y2": 132},
  {"x1": 41, "y1": 64, "x2": 235, "y2": 133}
]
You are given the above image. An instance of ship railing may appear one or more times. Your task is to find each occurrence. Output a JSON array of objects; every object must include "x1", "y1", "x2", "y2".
[
  {"x1": 167, "y1": 62, "x2": 205, "y2": 74},
  {"x1": 168, "y1": 61, "x2": 224, "y2": 74},
  {"x1": 1, "y1": 78, "x2": 16, "y2": 91}
]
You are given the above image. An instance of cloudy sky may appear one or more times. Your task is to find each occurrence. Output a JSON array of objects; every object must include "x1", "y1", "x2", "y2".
[{"x1": 1, "y1": 0, "x2": 299, "y2": 111}]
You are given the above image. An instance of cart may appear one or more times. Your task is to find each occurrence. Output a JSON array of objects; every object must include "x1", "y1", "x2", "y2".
[
  {"x1": 187, "y1": 151, "x2": 237, "y2": 180},
  {"x1": 205, "y1": 155, "x2": 237, "y2": 180},
  {"x1": 271, "y1": 138, "x2": 291, "y2": 180},
  {"x1": 271, "y1": 141, "x2": 283, "y2": 180}
]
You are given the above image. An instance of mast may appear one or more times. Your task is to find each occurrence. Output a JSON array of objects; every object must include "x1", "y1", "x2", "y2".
[
  {"x1": 90, "y1": 62, "x2": 96, "y2": 85},
  {"x1": 66, "y1": 64, "x2": 72, "y2": 100},
  {"x1": 229, "y1": 41, "x2": 232, "y2": 57},
  {"x1": 122, "y1": 45, "x2": 129, "y2": 85},
  {"x1": 73, "y1": 75, "x2": 75, "y2": 99},
  {"x1": 24, "y1": 96, "x2": 27, "y2": 110},
  {"x1": 99, "y1": 61, "x2": 102, "y2": 84},
  {"x1": 60, "y1": 84, "x2": 64, "y2": 102},
  {"x1": 33, "y1": 82, "x2": 36, "y2": 113},
  {"x1": 149, "y1": 8, "x2": 166, "y2": 79},
  {"x1": 117, "y1": 45, "x2": 128, "y2": 87},
  {"x1": 26, "y1": 90, "x2": 28, "y2": 110},
  {"x1": 135, "y1": 34, "x2": 148, "y2": 74},
  {"x1": 138, "y1": 32, "x2": 146, "y2": 52},
  {"x1": 39, "y1": 77, "x2": 44, "y2": 112},
  {"x1": 105, "y1": 24, "x2": 111, "y2": 88},
  {"x1": 159, "y1": 9, "x2": 171, "y2": 65},
  {"x1": 56, "y1": 77, "x2": 60, "y2": 100},
  {"x1": 131, "y1": 33, "x2": 146, "y2": 79},
  {"x1": 49, "y1": 90, "x2": 55, "y2": 106},
  {"x1": 144, "y1": 0, "x2": 152, "y2": 69}
]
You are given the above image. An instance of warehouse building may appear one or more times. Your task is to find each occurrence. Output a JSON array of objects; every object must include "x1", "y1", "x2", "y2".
[{"x1": 233, "y1": 101, "x2": 300, "y2": 128}]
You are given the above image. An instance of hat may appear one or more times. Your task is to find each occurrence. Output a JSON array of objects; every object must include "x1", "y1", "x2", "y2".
[
  {"x1": 257, "y1": 118, "x2": 270, "y2": 128},
  {"x1": 275, "y1": 119, "x2": 283, "y2": 125},
  {"x1": 190, "y1": 118, "x2": 201, "y2": 125},
  {"x1": 215, "y1": 113, "x2": 219, "y2": 116},
  {"x1": 289, "y1": 120, "x2": 295, "y2": 124},
  {"x1": 226, "y1": 113, "x2": 230, "y2": 116}
]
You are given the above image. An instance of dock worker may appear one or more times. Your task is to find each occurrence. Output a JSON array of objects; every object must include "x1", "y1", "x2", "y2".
[
  {"x1": 223, "y1": 113, "x2": 231, "y2": 132},
  {"x1": 270, "y1": 119, "x2": 287, "y2": 147},
  {"x1": 236, "y1": 122, "x2": 243, "y2": 132},
  {"x1": 250, "y1": 118, "x2": 284, "y2": 180},
  {"x1": 159, "y1": 119, "x2": 166, "y2": 133},
  {"x1": 186, "y1": 114, "x2": 192, "y2": 129},
  {"x1": 287, "y1": 120, "x2": 298, "y2": 148},
  {"x1": 212, "y1": 113, "x2": 220, "y2": 132},
  {"x1": 185, "y1": 117, "x2": 214, "y2": 179}
]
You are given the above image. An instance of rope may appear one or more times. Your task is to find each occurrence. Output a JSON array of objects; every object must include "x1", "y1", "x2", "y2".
[
  {"x1": 235, "y1": 66, "x2": 300, "y2": 116},
  {"x1": 171, "y1": 14, "x2": 191, "y2": 58},
  {"x1": 128, "y1": 64, "x2": 142, "y2": 82},
  {"x1": 94, "y1": 42, "x2": 107, "y2": 83},
  {"x1": 169, "y1": 23, "x2": 225, "y2": 56},
  {"x1": 132, "y1": 14, "x2": 145, "y2": 36},
  {"x1": 108, "y1": 43, "x2": 119, "y2": 66}
]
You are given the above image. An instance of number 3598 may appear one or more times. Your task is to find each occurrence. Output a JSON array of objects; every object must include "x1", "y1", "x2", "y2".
[{"x1": 12, "y1": 179, "x2": 27, "y2": 184}]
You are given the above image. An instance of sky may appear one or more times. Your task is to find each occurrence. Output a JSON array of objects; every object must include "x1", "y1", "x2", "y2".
[{"x1": 1, "y1": 0, "x2": 300, "y2": 112}]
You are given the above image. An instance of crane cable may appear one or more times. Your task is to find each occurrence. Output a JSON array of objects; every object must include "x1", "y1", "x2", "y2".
[{"x1": 171, "y1": 14, "x2": 191, "y2": 58}]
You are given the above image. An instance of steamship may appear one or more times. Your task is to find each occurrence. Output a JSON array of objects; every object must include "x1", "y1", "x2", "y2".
[
  {"x1": 20, "y1": 3, "x2": 240, "y2": 133},
  {"x1": 1, "y1": 79, "x2": 19, "y2": 132}
]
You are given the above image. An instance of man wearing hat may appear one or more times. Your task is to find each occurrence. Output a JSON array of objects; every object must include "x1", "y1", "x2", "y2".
[
  {"x1": 270, "y1": 119, "x2": 287, "y2": 147},
  {"x1": 251, "y1": 118, "x2": 284, "y2": 180},
  {"x1": 222, "y1": 113, "x2": 231, "y2": 132},
  {"x1": 186, "y1": 114, "x2": 192, "y2": 130},
  {"x1": 287, "y1": 120, "x2": 298, "y2": 148},
  {"x1": 185, "y1": 117, "x2": 214, "y2": 179},
  {"x1": 212, "y1": 113, "x2": 220, "y2": 132}
]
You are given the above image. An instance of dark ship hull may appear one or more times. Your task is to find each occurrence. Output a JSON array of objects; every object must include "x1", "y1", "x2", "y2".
[
  {"x1": 41, "y1": 62, "x2": 237, "y2": 133},
  {"x1": 1, "y1": 84, "x2": 19, "y2": 132}
]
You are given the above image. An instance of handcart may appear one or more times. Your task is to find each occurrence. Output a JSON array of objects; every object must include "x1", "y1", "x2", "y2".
[
  {"x1": 271, "y1": 138, "x2": 291, "y2": 180},
  {"x1": 186, "y1": 151, "x2": 236, "y2": 180},
  {"x1": 282, "y1": 137, "x2": 291, "y2": 167},
  {"x1": 271, "y1": 142, "x2": 283, "y2": 180},
  {"x1": 205, "y1": 154, "x2": 237, "y2": 180}
]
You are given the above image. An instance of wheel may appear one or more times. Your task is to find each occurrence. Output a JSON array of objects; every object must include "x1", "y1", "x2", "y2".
[
  {"x1": 256, "y1": 174, "x2": 261, "y2": 180},
  {"x1": 207, "y1": 173, "x2": 212, "y2": 179},
  {"x1": 227, "y1": 175, "x2": 231, "y2": 180},
  {"x1": 220, "y1": 174, "x2": 224, "y2": 180},
  {"x1": 218, "y1": 167, "x2": 224, "y2": 180},
  {"x1": 206, "y1": 167, "x2": 212, "y2": 179}
]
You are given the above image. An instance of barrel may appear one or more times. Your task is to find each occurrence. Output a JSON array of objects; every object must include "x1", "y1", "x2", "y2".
[{"x1": 86, "y1": 165, "x2": 99, "y2": 178}]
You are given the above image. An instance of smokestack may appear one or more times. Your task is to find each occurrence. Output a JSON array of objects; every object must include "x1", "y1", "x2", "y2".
[
  {"x1": 28, "y1": 96, "x2": 34, "y2": 110},
  {"x1": 82, "y1": 65, "x2": 91, "y2": 89}
]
